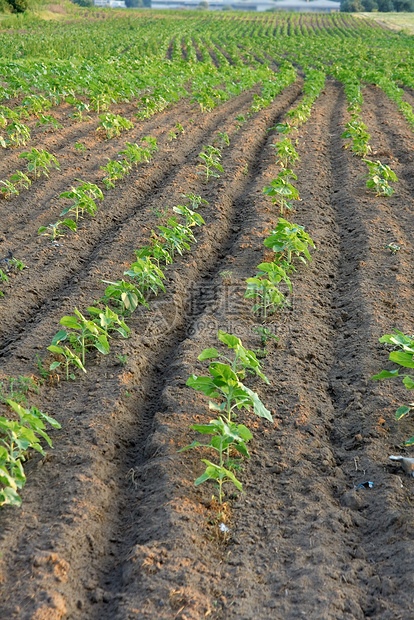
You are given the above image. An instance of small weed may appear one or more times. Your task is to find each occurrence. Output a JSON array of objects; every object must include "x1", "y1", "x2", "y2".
[{"x1": 116, "y1": 353, "x2": 128, "y2": 366}]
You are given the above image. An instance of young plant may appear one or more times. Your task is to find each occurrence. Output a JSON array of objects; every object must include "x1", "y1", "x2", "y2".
[
  {"x1": 372, "y1": 330, "x2": 414, "y2": 444},
  {"x1": 363, "y1": 159, "x2": 398, "y2": 197},
  {"x1": 51, "y1": 308, "x2": 110, "y2": 366},
  {"x1": 168, "y1": 123, "x2": 184, "y2": 141},
  {"x1": 87, "y1": 305, "x2": 130, "y2": 339},
  {"x1": 35, "y1": 115, "x2": 63, "y2": 131},
  {"x1": 272, "y1": 138, "x2": 300, "y2": 168},
  {"x1": 75, "y1": 142, "x2": 87, "y2": 152},
  {"x1": 47, "y1": 345, "x2": 86, "y2": 381},
  {"x1": 0, "y1": 269, "x2": 8, "y2": 296},
  {"x1": 157, "y1": 218, "x2": 194, "y2": 259},
  {"x1": 101, "y1": 280, "x2": 147, "y2": 315},
  {"x1": 263, "y1": 169, "x2": 300, "y2": 215},
  {"x1": 0, "y1": 179, "x2": 19, "y2": 199},
  {"x1": 182, "y1": 340, "x2": 272, "y2": 504},
  {"x1": 245, "y1": 276, "x2": 287, "y2": 321},
  {"x1": 173, "y1": 203, "x2": 205, "y2": 228},
  {"x1": 123, "y1": 257, "x2": 166, "y2": 300},
  {"x1": 253, "y1": 325, "x2": 279, "y2": 347},
  {"x1": 118, "y1": 137, "x2": 158, "y2": 166},
  {"x1": 59, "y1": 181, "x2": 103, "y2": 222},
  {"x1": 6, "y1": 121, "x2": 30, "y2": 147},
  {"x1": 197, "y1": 330, "x2": 270, "y2": 384},
  {"x1": 38, "y1": 219, "x2": 77, "y2": 241},
  {"x1": 179, "y1": 417, "x2": 252, "y2": 505},
  {"x1": 341, "y1": 120, "x2": 371, "y2": 157},
  {"x1": 197, "y1": 145, "x2": 223, "y2": 182},
  {"x1": 0, "y1": 400, "x2": 61, "y2": 507},
  {"x1": 97, "y1": 113, "x2": 134, "y2": 140},
  {"x1": 263, "y1": 218, "x2": 315, "y2": 265},
  {"x1": 10, "y1": 171, "x2": 31, "y2": 191},
  {"x1": 215, "y1": 132, "x2": 230, "y2": 148},
  {"x1": 100, "y1": 159, "x2": 131, "y2": 190},
  {"x1": 0, "y1": 376, "x2": 38, "y2": 404},
  {"x1": 19, "y1": 148, "x2": 60, "y2": 179}
]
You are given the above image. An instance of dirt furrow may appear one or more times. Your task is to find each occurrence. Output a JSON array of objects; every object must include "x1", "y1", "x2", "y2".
[
  {"x1": 0, "y1": 85, "x2": 276, "y2": 360},
  {"x1": 209, "y1": 80, "x2": 414, "y2": 619},
  {"x1": 0, "y1": 85, "x2": 302, "y2": 620}
]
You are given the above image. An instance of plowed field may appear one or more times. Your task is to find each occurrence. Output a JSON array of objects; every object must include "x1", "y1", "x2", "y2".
[{"x1": 0, "y1": 10, "x2": 414, "y2": 620}]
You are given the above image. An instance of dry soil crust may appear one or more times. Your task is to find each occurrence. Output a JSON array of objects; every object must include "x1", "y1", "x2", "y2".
[{"x1": 0, "y1": 80, "x2": 413, "y2": 620}]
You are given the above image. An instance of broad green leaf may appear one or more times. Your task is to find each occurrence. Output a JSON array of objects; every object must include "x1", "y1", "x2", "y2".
[
  {"x1": 198, "y1": 348, "x2": 219, "y2": 361},
  {"x1": 389, "y1": 351, "x2": 414, "y2": 369},
  {"x1": 396, "y1": 405, "x2": 412, "y2": 420},
  {"x1": 60, "y1": 316, "x2": 82, "y2": 330},
  {"x1": 371, "y1": 369, "x2": 399, "y2": 380},
  {"x1": 51, "y1": 330, "x2": 68, "y2": 346},
  {"x1": 403, "y1": 375, "x2": 414, "y2": 390}
]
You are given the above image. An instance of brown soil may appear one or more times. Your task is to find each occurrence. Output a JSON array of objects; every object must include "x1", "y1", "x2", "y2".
[{"x1": 0, "y1": 79, "x2": 414, "y2": 620}]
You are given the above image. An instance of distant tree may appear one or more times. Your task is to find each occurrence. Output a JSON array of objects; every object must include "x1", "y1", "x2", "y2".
[
  {"x1": 341, "y1": 0, "x2": 363, "y2": 10},
  {"x1": 197, "y1": 0, "x2": 209, "y2": 8},
  {"x1": 361, "y1": 0, "x2": 378, "y2": 10},
  {"x1": 376, "y1": 0, "x2": 394, "y2": 9},
  {"x1": 394, "y1": 0, "x2": 413, "y2": 10},
  {"x1": 71, "y1": 0, "x2": 93, "y2": 6},
  {"x1": 7, "y1": 0, "x2": 29, "y2": 11}
]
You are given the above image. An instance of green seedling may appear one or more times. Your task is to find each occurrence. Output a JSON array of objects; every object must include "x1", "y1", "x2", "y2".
[
  {"x1": 90, "y1": 93, "x2": 113, "y2": 114},
  {"x1": 264, "y1": 218, "x2": 315, "y2": 265},
  {"x1": 197, "y1": 330, "x2": 270, "y2": 384},
  {"x1": 0, "y1": 269, "x2": 8, "y2": 296},
  {"x1": 168, "y1": 123, "x2": 184, "y2": 141},
  {"x1": 173, "y1": 203, "x2": 205, "y2": 228},
  {"x1": 269, "y1": 122, "x2": 294, "y2": 135},
  {"x1": 263, "y1": 169, "x2": 300, "y2": 215},
  {"x1": 220, "y1": 270, "x2": 233, "y2": 285},
  {"x1": 245, "y1": 276, "x2": 287, "y2": 321},
  {"x1": 363, "y1": 159, "x2": 398, "y2": 197},
  {"x1": 69, "y1": 99, "x2": 91, "y2": 122},
  {"x1": 35, "y1": 115, "x2": 63, "y2": 131},
  {"x1": 385, "y1": 242, "x2": 400, "y2": 254},
  {"x1": 252, "y1": 325, "x2": 279, "y2": 347},
  {"x1": 19, "y1": 148, "x2": 60, "y2": 179},
  {"x1": 9, "y1": 171, "x2": 31, "y2": 192},
  {"x1": 157, "y1": 218, "x2": 194, "y2": 259},
  {"x1": 183, "y1": 345, "x2": 272, "y2": 504},
  {"x1": 51, "y1": 308, "x2": 110, "y2": 366},
  {"x1": 341, "y1": 120, "x2": 371, "y2": 157},
  {"x1": 124, "y1": 257, "x2": 166, "y2": 300},
  {"x1": 372, "y1": 330, "x2": 414, "y2": 444},
  {"x1": 75, "y1": 142, "x2": 87, "y2": 152},
  {"x1": 197, "y1": 145, "x2": 223, "y2": 182},
  {"x1": 47, "y1": 345, "x2": 86, "y2": 381},
  {"x1": 59, "y1": 181, "x2": 103, "y2": 221},
  {"x1": 135, "y1": 240, "x2": 173, "y2": 266},
  {"x1": 118, "y1": 137, "x2": 158, "y2": 166},
  {"x1": 21, "y1": 94, "x2": 52, "y2": 116},
  {"x1": 179, "y1": 417, "x2": 251, "y2": 505},
  {"x1": 0, "y1": 180, "x2": 19, "y2": 199},
  {"x1": 38, "y1": 219, "x2": 77, "y2": 241},
  {"x1": 87, "y1": 305, "x2": 130, "y2": 339},
  {"x1": 216, "y1": 132, "x2": 230, "y2": 148},
  {"x1": 116, "y1": 354, "x2": 128, "y2": 366},
  {"x1": 272, "y1": 137, "x2": 300, "y2": 168},
  {"x1": 35, "y1": 355, "x2": 51, "y2": 380},
  {"x1": 6, "y1": 121, "x2": 30, "y2": 147},
  {"x1": 0, "y1": 400, "x2": 61, "y2": 507},
  {"x1": 101, "y1": 280, "x2": 147, "y2": 315},
  {"x1": 100, "y1": 159, "x2": 131, "y2": 190},
  {"x1": 97, "y1": 113, "x2": 133, "y2": 140},
  {"x1": 182, "y1": 193, "x2": 208, "y2": 210},
  {"x1": 0, "y1": 376, "x2": 38, "y2": 404}
]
